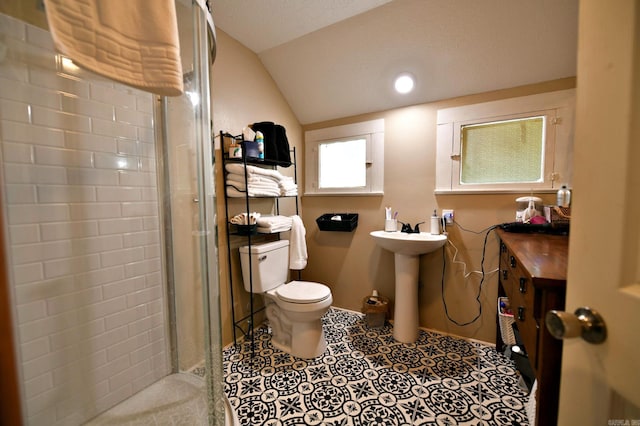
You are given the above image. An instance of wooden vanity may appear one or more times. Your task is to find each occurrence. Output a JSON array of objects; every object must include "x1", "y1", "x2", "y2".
[{"x1": 496, "y1": 229, "x2": 568, "y2": 426}]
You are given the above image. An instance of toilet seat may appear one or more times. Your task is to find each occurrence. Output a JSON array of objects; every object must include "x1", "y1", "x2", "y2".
[{"x1": 275, "y1": 280, "x2": 331, "y2": 304}]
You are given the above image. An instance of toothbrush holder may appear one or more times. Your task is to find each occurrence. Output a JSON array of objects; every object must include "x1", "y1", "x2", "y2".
[{"x1": 384, "y1": 219, "x2": 397, "y2": 232}]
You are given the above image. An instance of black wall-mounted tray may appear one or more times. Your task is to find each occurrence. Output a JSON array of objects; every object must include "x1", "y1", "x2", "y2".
[{"x1": 316, "y1": 213, "x2": 358, "y2": 232}]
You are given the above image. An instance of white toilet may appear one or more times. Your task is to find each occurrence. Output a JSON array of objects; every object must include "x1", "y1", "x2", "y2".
[{"x1": 239, "y1": 240, "x2": 333, "y2": 359}]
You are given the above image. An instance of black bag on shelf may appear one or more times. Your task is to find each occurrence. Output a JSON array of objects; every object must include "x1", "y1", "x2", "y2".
[{"x1": 251, "y1": 121, "x2": 292, "y2": 167}]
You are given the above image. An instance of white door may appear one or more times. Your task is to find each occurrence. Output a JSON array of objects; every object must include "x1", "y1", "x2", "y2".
[{"x1": 557, "y1": 0, "x2": 640, "y2": 424}]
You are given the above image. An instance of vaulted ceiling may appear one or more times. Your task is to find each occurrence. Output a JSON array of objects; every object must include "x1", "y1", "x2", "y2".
[{"x1": 212, "y1": 0, "x2": 579, "y2": 125}]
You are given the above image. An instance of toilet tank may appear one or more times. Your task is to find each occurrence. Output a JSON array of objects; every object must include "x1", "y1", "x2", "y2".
[{"x1": 239, "y1": 240, "x2": 289, "y2": 293}]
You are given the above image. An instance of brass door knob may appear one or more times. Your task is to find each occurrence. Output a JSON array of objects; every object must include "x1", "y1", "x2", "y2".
[{"x1": 545, "y1": 307, "x2": 607, "y2": 344}]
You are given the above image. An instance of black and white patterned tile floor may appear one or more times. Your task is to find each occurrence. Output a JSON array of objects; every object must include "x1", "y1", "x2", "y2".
[{"x1": 222, "y1": 308, "x2": 530, "y2": 426}]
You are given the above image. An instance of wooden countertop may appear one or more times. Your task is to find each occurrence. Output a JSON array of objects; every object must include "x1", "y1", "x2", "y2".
[{"x1": 497, "y1": 229, "x2": 569, "y2": 285}]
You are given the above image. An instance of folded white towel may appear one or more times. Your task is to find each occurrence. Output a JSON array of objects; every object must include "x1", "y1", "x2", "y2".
[
  {"x1": 277, "y1": 179, "x2": 297, "y2": 196},
  {"x1": 225, "y1": 163, "x2": 292, "y2": 182},
  {"x1": 226, "y1": 180, "x2": 278, "y2": 191},
  {"x1": 280, "y1": 181, "x2": 297, "y2": 189},
  {"x1": 224, "y1": 163, "x2": 248, "y2": 175},
  {"x1": 256, "y1": 215, "x2": 293, "y2": 227},
  {"x1": 289, "y1": 215, "x2": 307, "y2": 270},
  {"x1": 43, "y1": 0, "x2": 183, "y2": 96},
  {"x1": 226, "y1": 186, "x2": 281, "y2": 198},
  {"x1": 250, "y1": 181, "x2": 280, "y2": 190},
  {"x1": 257, "y1": 224, "x2": 292, "y2": 234},
  {"x1": 225, "y1": 164, "x2": 297, "y2": 196},
  {"x1": 225, "y1": 180, "x2": 243, "y2": 191},
  {"x1": 279, "y1": 179, "x2": 296, "y2": 187},
  {"x1": 227, "y1": 172, "x2": 279, "y2": 185},
  {"x1": 225, "y1": 181, "x2": 242, "y2": 192},
  {"x1": 225, "y1": 173, "x2": 240, "y2": 184}
]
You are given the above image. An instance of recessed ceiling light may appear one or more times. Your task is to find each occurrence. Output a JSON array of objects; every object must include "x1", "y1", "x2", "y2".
[{"x1": 394, "y1": 73, "x2": 415, "y2": 94}]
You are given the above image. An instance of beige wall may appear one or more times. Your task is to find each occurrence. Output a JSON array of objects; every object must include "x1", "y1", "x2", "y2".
[
  {"x1": 301, "y1": 78, "x2": 576, "y2": 343},
  {"x1": 211, "y1": 30, "x2": 303, "y2": 345},
  {"x1": 0, "y1": 1, "x2": 47, "y2": 29},
  {"x1": 212, "y1": 30, "x2": 574, "y2": 346}
]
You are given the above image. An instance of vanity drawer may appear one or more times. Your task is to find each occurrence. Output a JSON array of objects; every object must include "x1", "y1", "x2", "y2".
[
  {"x1": 499, "y1": 246, "x2": 539, "y2": 367},
  {"x1": 510, "y1": 280, "x2": 539, "y2": 368}
]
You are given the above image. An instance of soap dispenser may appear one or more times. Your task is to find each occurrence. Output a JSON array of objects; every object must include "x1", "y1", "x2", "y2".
[
  {"x1": 557, "y1": 185, "x2": 571, "y2": 207},
  {"x1": 430, "y1": 210, "x2": 440, "y2": 235}
]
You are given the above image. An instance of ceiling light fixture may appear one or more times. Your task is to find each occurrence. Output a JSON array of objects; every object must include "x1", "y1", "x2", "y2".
[{"x1": 394, "y1": 73, "x2": 415, "y2": 94}]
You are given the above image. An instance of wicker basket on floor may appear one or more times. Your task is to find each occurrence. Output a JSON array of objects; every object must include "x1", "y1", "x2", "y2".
[
  {"x1": 498, "y1": 297, "x2": 516, "y2": 345},
  {"x1": 362, "y1": 295, "x2": 389, "y2": 328}
]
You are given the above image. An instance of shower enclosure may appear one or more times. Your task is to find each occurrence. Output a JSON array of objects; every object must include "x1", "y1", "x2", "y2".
[{"x1": 0, "y1": 1, "x2": 226, "y2": 424}]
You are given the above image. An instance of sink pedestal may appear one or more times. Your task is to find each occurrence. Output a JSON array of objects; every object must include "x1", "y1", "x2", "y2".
[
  {"x1": 393, "y1": 253, "x2": 420, "y2": 343},
  {"x1": 369, "y1": 230, "x2": 447, "y2": 344}
]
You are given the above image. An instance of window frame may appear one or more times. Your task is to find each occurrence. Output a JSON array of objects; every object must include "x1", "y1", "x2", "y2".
[
  {"x1": 455, "y1": 111, "x2": 554, "y2": 189},
  {"x1": 305, "y1": 119, "x2": 384, "y2": 196},
  {"x1": 458, "y1": 114, "x2": 547, "y2": 185},
  {"x1": 435, "y1": 89, "x2": 575, "y2": 194}
]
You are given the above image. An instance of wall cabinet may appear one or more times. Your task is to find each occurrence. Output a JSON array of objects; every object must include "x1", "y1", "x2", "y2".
[{"x1": 496, "y1": 229, "x2": 568, "y2": 426}]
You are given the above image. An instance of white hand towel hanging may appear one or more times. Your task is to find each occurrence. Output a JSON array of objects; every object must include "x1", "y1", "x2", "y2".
[
  {"x1": 289, "y1": 215, "x2": 307, "y2": 270},
  {"x1": 43, "y1": 0, "x2": 184, "y2": 96}
]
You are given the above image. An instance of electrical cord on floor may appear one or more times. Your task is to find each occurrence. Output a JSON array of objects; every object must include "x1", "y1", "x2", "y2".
[{"x1": 441, "y1": 220, "x2": 500, "y2": 326}]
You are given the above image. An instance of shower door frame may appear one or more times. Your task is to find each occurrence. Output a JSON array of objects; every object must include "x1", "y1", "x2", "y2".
[{"x1": 153, "y1": 0, "x2": 226, "y2": 423}]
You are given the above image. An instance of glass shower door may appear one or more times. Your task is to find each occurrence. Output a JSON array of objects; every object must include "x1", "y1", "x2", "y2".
[{"x1": 160, "y1": 0, "x2": 226, "y2": 424}]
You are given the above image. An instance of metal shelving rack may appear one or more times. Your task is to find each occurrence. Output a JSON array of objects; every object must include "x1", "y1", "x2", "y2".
[{"x1": 220, "y1": 131, "x2": 298, "y2": 355}]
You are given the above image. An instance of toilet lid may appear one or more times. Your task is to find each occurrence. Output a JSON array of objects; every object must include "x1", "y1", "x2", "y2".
[{"x1": 276, "y1": 281, "x2": 331, "y2": 303}]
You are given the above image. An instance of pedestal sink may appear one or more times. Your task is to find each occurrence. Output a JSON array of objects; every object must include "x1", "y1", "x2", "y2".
[{"x1": 370, "y1": 230, "x2": 447, "y2": 343}]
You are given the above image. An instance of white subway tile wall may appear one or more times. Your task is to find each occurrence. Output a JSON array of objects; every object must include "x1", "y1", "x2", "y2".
[{"x1": 0, "y1": 14, "x2": 170, "y2": 425}]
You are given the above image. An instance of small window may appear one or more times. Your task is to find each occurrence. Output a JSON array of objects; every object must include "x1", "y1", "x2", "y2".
[
  {"x1": 305, "y1": 119, "x2": 384, "y2": 196},
  {"x1": 318, "y1": 138, "x2": 367, "y2": 189},
  {"x1": 460, "y1": 116, "x2": 545, "y2": 184},
  {"x1": 436, "y1": 89, "x2": 575, "y2": 193}
]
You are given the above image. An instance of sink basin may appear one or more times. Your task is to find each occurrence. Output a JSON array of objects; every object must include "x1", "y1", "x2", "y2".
[
  {"x1": 370, "y1": 230, "x2": 448, "y2": 343},
  {"x1": 370, "y1": 230, "x2": 447, "y2": 256}
]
